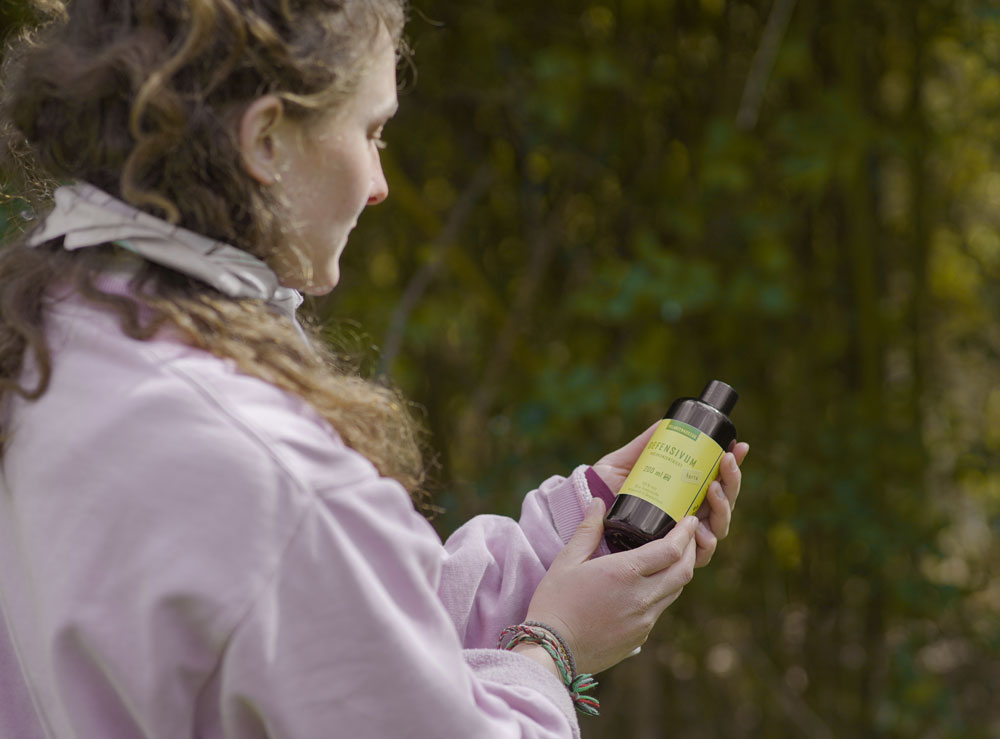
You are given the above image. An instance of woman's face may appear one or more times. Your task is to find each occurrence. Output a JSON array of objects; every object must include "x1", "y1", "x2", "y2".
[{"x1": 272, "y1": 32, "x2": 398, "y2": 295}]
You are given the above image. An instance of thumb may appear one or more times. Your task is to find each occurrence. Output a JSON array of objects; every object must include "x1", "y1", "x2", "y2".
[{"x1": 555, "y1": 497, "x2": 607, "y2": 566}]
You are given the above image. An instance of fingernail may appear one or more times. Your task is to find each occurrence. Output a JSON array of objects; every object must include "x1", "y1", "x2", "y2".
[{"x1": 715, "y1": 486, "x2": 727, "y2": 500}]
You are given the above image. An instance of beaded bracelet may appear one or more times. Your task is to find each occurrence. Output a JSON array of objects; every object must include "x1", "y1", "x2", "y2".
[{"x1": 498, "y1": 622, "x2": 600, "y2": 716}]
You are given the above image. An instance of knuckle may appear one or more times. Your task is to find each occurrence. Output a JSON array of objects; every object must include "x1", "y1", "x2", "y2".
[
  {"x1": 632, "y1": 601, "x2": 657, "y2": 631},
  {"x1": 663, "y1": 541, "x2": 684, "y2": 563},
  {"x1": 712, "y1": 521, "x2": 728, "y2": 540},
  {"x1": 622, "y1": 558, "x2": 645, "y2": 581},
  {"x1": 622, "y1": 593, "x2": 651, "y2": 624},
  {"x1": 615, "y1": 559, "x2": 644, "y2": 584},
  {"x1": 681, "y1": 564, "x2": 695, "y2": 584},
  {"x1": 634, "y1": 594, "x2": 655, "y2": 619}
]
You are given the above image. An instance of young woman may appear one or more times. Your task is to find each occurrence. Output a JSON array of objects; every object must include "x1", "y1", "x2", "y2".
[{"x1": 0, "y1": 1, "x2": 748, "y2": 736}]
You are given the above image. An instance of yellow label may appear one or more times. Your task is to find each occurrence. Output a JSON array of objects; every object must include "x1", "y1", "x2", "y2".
[{"x1": 617, "y1": 419, "x2": 725, "y2": 521}]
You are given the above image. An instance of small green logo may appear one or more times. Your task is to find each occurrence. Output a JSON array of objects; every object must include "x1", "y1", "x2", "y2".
[{"x1": 667, "y1": 420, "x2": 700, "y2": 441}]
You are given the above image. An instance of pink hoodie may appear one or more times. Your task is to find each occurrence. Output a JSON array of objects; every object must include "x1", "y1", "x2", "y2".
[{"x1": 0, "y1": 279, "x2": 607, "y2": 738}]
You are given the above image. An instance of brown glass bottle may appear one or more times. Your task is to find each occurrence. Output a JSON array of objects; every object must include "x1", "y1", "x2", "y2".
[{"x1": 603, "y1": 380, "x2": 738, "y2": 552}]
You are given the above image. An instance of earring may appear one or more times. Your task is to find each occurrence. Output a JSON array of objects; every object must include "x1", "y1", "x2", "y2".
[{"x1": 272, "y1": 172, "x2": 282, "y2": 185}]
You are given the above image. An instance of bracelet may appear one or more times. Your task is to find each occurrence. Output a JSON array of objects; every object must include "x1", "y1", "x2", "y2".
[
  {"x1": 498, "y1": 622, "x2": 600, "y2": 717},
  {"x1": 523, "y1": 620, "x2": 577, "y2": 678}
]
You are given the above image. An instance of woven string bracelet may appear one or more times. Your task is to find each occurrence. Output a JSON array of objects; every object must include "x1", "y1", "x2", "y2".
[
  {"x1": 523, "y1": 620, "x2": 577, "y2": 678},
  {"x1": 498, "y1": 622, "x2": 600, "y2": 716}
]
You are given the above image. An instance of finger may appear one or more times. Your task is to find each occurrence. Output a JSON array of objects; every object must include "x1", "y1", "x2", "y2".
[
  {"x1": 705, "y1": 480, "x2": 731, "y2": 540},
  {"x1": 650, "y1": 535, "x2": 698, "y2": 606},
  {"x1": 694, "y1": 519, "x2": 718, "y2": 568},
  {"x1": 731, "y1": 441, "x2": 750, "y2": 466},
  {"x1": 626, "y1": 516, "x2": 698, "y2": 576},
  {"x1": 621, "y1": 420, "x2": 660, "y2": 457},
  {"x1": 718, "y1": 452, "x2": 742, "y2": 510},
  {"x1": 594, "y1": 420, "x2": 659, "y2": 470},
  {"x1": 554, "y1": 497, "x2": 606, "y2": 566}
]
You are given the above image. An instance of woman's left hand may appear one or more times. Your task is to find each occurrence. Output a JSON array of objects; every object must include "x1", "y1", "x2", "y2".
[
  {"x1": 592, "y1": 423, "x2": 750, "y2": 568},
  {"x1": 689, "y1": 442, "x2": 749, "y2": 567}
]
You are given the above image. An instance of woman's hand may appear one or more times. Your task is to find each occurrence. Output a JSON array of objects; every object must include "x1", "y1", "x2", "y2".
[
  {"x1": 592, "y1": 424, "x2": 750, "y2": 568},
  {"x1": 590, "y1": 421, "x2": 660, "y2": 493},
  {"x1": 692, "y1": 442, "x2": 749, "y2": 567},
  {"x1": 524, "y1": 498, "x2": 698, "y2": 675}
]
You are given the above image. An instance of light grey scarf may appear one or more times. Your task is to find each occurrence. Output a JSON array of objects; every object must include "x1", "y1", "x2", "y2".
[{"x1": 26, "y1": 182, "x2": 305, "y2": 324}]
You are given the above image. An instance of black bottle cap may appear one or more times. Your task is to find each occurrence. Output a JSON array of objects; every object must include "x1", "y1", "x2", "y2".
[{"x1": 699, "y1": 380, "x2": 738, "y2": 416}]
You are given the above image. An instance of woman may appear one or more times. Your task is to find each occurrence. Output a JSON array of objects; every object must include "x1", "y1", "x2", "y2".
[{"x1": 0, "y1": 1, "x2": 748, "y2": 736}]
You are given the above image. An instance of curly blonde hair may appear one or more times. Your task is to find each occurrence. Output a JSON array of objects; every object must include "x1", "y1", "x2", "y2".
[{"x1": 0, "y1": 0, "x2": 430, "y2": 504}]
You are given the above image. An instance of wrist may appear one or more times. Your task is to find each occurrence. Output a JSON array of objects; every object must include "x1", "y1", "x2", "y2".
[
  {"x1": 510, "y1": 642, "x2": 562, "y2": 681},
  {"x1": 499, "y1": 621, "x2": 601, "y2": 716}
]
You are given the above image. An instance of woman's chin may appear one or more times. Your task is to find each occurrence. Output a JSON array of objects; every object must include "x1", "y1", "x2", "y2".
[
  {"x1": 275, "y1": 257, "x2": 340, "y2": 295},
  {"x1": 305, "y1": 267, "x2": 340, "y2": 295},
  {"x1": 303, "y1": 282, "x2": 336, "y2": 296}
]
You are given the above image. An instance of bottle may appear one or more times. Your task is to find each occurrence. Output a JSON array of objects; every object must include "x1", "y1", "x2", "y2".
[{"x1": 603, "y1": 380, "x2": 738, "y2": 552}]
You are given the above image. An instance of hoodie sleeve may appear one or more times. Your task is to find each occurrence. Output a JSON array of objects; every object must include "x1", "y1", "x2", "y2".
[
  {"x1": 437, "y1": 466, "x2": 614, "y2": 650},
  {"x1": 209, "y1": 445, "x2": 582, "y2": 739}
]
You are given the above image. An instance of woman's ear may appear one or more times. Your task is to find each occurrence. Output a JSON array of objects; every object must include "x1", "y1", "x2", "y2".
[{"x1": 238, "y1": 95, "x2": 288, "y2": 185}]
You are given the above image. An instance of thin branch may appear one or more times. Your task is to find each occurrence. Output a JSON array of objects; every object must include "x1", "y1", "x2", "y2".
[
  {"x1": 460, "y1": 203, "x2": 560, "y2": 436},
  {"x1": 741, "y1": 642, "x2": 838, "y2": 739},
  {"x1": 377, "y1": 164, "x2": 493, "y2": 377},
  {"x1": 736, "y1": 0, "x2": 798, "y2": 131}
]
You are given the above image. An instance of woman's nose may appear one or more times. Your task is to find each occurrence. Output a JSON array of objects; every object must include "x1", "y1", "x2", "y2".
[{"x1": 368, "y1": 160, "x2": 389, "y2": 205}]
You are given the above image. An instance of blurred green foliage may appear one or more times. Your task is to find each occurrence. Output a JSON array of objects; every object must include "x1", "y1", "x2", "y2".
[{"x1": 3, "y1": 0, "x2": 999, "y2": 736}]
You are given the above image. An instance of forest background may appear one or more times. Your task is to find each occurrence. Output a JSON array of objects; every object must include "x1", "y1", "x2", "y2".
[{"x1": 2, "y1": 0, "x2": 999, "y2": 736}]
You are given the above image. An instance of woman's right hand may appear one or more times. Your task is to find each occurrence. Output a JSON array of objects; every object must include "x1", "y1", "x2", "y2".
[{"x1": 523, "y1": 498, "x2": 698, "y2": 675}]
